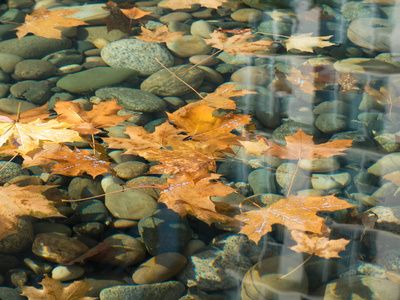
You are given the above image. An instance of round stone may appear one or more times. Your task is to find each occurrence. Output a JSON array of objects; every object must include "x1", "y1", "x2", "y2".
[
  {"x1": 0, "y1": 216, "x2": 33, "y2": 254},
  {"x1": 10, "y1": 80, "x2": 52, "y2": 105},
  {"x1": 113, "y1": 161, "x2": 149, "y2": 180},
  {"x1": 166, "y1": 35, "x2": 212, "y2": 57},
  {"x1": 231, "y1": 8, "x2": 264, "y2": 23},
  {"x1": 52, "y1": 265, "x2": 85, "y2": 281},
  {"x1": 132, "y1": 252, "x2": 187, "y2": 284},
  {"x1": 160, "y1": 12, "x2": 192, "y2": 23},
  {"x1": 95, "y1": 87, "x2": 167, "y2": 113},
  {"x1": 57, "y1": 67, "x2": 138, "y2": 94},
  {"x1": 101, "y1": 39, "x2": 174, "y2": 76},
  {"x1": 311, "y1": 172, "x2": 352, "y2": 190},
  {"x1": 190, "y1": 20, "x2": 216, "y2": 39},
  {"x1": 14, "y1": 59, "x2": 56, "y2": 80},
  {"x1": 276, "y1": 162, "x2": 309, "y2": 191},
  {"x1": 0, "y1": 161, "x2": 21, "y2": 184},
  {"x1": 231, "y1": 66, "x2": 270, "y2": 86},
  {"x1": 189, "y1": 54, "x2": 219, "y2": 66},
  {"x1": 315, "y1": 113, "x2": 348, "y2": 133},
  {"x1": 140, "y1": 64, "x2": 204, "y2": 97}
]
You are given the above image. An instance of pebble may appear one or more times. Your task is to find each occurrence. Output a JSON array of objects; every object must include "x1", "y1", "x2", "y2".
[
  {"x1": 52, "y1": 265, "x2": 85, "y2": 281},
  {"x1": 0, "y1": 161, "x2": 21, "y2": 184},
  {"x1": 74, "y1": 199, "x2": 109, "y2": 223},
  {"x1": 90, "y1": 234, "x2": 146, "y2": 267},
  {"x1": 57, "y1": 67, "x2": 138, "y2": 94},
  {"x1": 247, "y1": 168, "x2": 276, "y2": 194},
  {"x1": 99, "y1": 281, "x2": 186, "y2": 300},
  {"x1": 189, "y1": 54, "x2": 219, "y2": 66},
  {"x1": 231, "y1": 8, "x2": 264, "y2": 23},
  {"x1": 231, "y1": 66, "x2": 270, "y2": 86},
  {"x1": 0, "y1": 36, "x2": 72, "y2": 59},
  {"x1": 299, "y1": 158, "x2": 340, "y2": 173},
  {"x1": 190, "y1": 20, "x2": 216, "y2": 39},
  {"x1": 72, "y1": 222, "x2": 105, "y2": 240},
  {"x1": 141, "y1": 64, "x2": 204, "y2": 96},
  {"x1": 368, "y1": 153, "x2": 400, "y2": 177},
  {"x1": 101, "y1": 39, "x2": 174, "y2": 76},
  {"x1": 166, "y1": 35, "x2": 212, "y2": 57},
  {"x1": 311, "y1": 172, "x2": 352, "y2": 190},
  {"x1": 42, "y1": 49, "x2": 84, "y2": 67},
  {"x1": 366, "y1": 206, "x2": 400, "y2": 234},
  {"x1": 241, "y1": 256, "x2": 308, "y2": 300},
  {"x1": 315, "y1": 113, "x2": 348, "y2": 133},
  {"x1": 68, "y1": 177, "x2": 104, "y2": 200},
  {"x1": 0, "y1": 98, "x2": 36, "y2": 114},
  {"x1": 160, "y1": 12, "x2": 192, "y2": 23},
  {"x1": 33, "y1": 222, "x2": 72, "y2": 236},
  {"x1": 113, "y1": 161, "x2": 149, "y2": 180},
  {"x1": 58, "y1": 64, "x2": 83, "y2": 75},
  {"x1": 198, "y1": 66, "x2": 224, "y2": 85},
  {"x1": 105, "y1": 183, "x2": 157, "y2": 220},
  {"x1": 132, "y1": 252, "x2": 187, "y2": 284},
  {"x1": 10, "y1": 80, "x2": 52, "y2": 105},
  {"x1": 276, "y1": 162, "x2": 309, "y2": 191},
  {"x1": 95, "y1": 87, "x2": 167, "y2": 113},
  {"x1": 0, "y1": 53, "x2": 23, "y2": 73},
  {"x1": 0, "y1": 216, "x2": 33, "y2": 254},
  {"x1": 32, "y1": 233, "x2": 89, "y2": 264}
]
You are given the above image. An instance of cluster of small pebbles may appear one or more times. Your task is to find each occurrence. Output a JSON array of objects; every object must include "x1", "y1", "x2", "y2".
[{"x1": 0, "y1": 0, "x2": 400, "y2": 299}]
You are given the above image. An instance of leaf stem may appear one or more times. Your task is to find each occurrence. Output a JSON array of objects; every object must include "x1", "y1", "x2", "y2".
[
  {"x1": 286, "y1": 158, "x2": 301, "y2": 197},
  {"x1": 278, "y1": 253, "x2": 313, "y2": 280}
]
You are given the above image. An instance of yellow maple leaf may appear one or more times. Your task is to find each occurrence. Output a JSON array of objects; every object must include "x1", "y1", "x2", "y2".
[
  {"x1": 15, "y1": 6, "x2": 88, "y2": 39},
  {"x1": 0, "y1": 119, "x2": 84, "y2": 155},
  {"x1": 285, "y1": 33, "x2": 335, "y2": 53},
  {"x1": 135, "y1": 25, "x2": 185, "y2": 44}
]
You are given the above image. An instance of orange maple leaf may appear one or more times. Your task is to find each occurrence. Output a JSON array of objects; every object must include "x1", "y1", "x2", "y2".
[
  {"x1": 43, "y1": 148, "x2": 111, "y2": 178},
  {"x1": 0, "y1": 185, "x2": 64, "y2": 240},
  {"x1": 204, "y1": 30, "x2": 273, "y2": 56},
  {"x1": 21, "y1": 275, "x2": 95, "y2": 300},
  {"x1": 54, "y1": 100, "x2": 131, "y2": 135},
  {"x1": 365, "y1": 84, "x2": 400, "y2": 117},
  {"x1": 158, "y1": 173, "x2": 236, "y2": 224},
  {"x1": 15, "y1": 6, "x2": 88, "y2": 39},
  {"x1": 201, "y1": 84, "x2": 256, "y2": 110},
  {"x1": 160, "y1": 0, "x2": 228, "y2": 9},
  {"x1": 135, "y1": 25, "x2": 185, "y2": 44},
  {"x1": 290, "y1": 230, "x2": 350, "y2": 259},
  {"x1": 286, "y1": 67, "x2": 323, "y2": 94},
  {"x1": 263, "y1": 129, "x2": 353, "y2": 160},
  {"x1": 338, "y1": 73, "x2": 360, "y2": 91},
  {"x1": 167, "y1": 103, "x2": 251, "y2": 150},
  {"x1": 235, "y1": 195, "x2": 355, "y2": 244},
  {"x1": 0, "y1": 103, "x2": 50, "y2": 123}
]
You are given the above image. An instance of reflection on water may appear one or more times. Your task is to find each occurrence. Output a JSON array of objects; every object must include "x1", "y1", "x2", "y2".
[{"x1": 0, "y1": 0, "x2": 400, "y2": 299}]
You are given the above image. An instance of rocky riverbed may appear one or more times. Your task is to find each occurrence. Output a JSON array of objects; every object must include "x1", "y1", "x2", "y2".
[{"x1": 1, "y1": 0, "x2": 400, "y2": 299}]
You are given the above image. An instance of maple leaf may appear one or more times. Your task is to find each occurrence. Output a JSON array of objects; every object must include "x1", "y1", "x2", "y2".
[
  {"x1": 285, "y1": 33, "x2": 335, "y2": 53},
  {"x1": 0, "y1": 185, "x2": 64, "y2": 241},
  {"x1": 290, "y1": 230, "x2": 350, "y2": 259},
  {"x1": 286, "y1": 67, "x2": 323, "y2": 94},
  {"x1": 365, "y1": 84, "x2": 400, "y2": 117},
  {"x1": 22, "y1": 144, "x2": 71, "y2": 170},
  {"x1": 167, "y1": 103, "x2": 251, "y2": 150},
  {"x1": 103, "y1": 1, "x2": 151, "y2": 34},
  {"x1": 239, "y1": 135, "x2": 270, "y2": 156},
  {"x1": 21, "y1": 275, "x2": 95, "y2": 300},
  {"x1": 338, "y1": 73, "x2": 360, "y2": 91},
  {"x1": 201, "y1": 84, "x2": 257, "y2": 110},
  {"x1": 263, "y1": 129, "x2": 353, "y2": 160},
  {"x1": 299, "y1": 7, "x2": 336, "y2": 22},
  {"x1": 204, "y1": 30, "x2": 273, "y2": 56},
  {"x1": 135, "y1": 25, "x2": 185, "y2": 44},
  {"x1": 158, "y1": 173, "x2": 236, "y2": 224},
  {"x1": 235, "y1": 195, "x2": 355, "y2": 244},
  {"x1": 160, "y1": 0, "x2": 228, "y2": 9},
  {"x1": 0, "y1": 103, "x2": 50, "y2": 123},
  {"x1": 43, "y1": 148, "x2": 111, "y2": 178},
  {"x1": 15, "y1": 6, "x2": 88, "y2": 39},
  {"x1": 0, "y1": 119, "x2": 84, "y2": 155},
  {"x1": 54, "y1": 99, "x2": 131, "y2": 135}
]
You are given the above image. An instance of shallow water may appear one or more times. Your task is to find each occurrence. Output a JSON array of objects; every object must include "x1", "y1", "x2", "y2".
[{"x1": 0, "y1": 0, "x2": 400, "y2": 299}]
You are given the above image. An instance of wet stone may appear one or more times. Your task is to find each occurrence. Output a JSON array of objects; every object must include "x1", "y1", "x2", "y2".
[
  {"x1": 190, "y1": 20, "x2": 216, "y2": 39},
  {"x1": 0, "y1": 216, "x2": 33, "y2": 254},
  {"x1": 231, "y1": 66, "x2": 270, "y2": 86},
  {"x1": 0, "y1": 161, "x2": 21, "y2": 184},
  {"x1": 42, "y1": 50, "x2": 84, "y2": 67},
  {"x1": 311, "y1": 172, "x2": 352, "y2": 190},
  {"x1": 73, "y1": 222, "x2": 105, "y2": 240},
  {"x1": 99, "y1": 281, "x2": 186, "y2": 300},
  {"x1": 14, "y1": 59, "x2": 57, "y2": 80},
  {"x1": 141, "y1": 64, "x2": 204, "y2": 97},
  {"x1": 231, "y1": 8, "x2": 264, "y2": 23},
  {"x1": 52, "y1": 265, "x2": 85, "y2": 281},
  {"x1": 247, "y1": 168, "x2": 276, "y2": 194},
  {"x1": 166, "y1": 35, "x2": 212, "y2": 58},
  {"x1": 57, "y1": 67, "x2": 138, "y2": 94},
  {"x1": 113, "y1": 161, "x2": 149, "y2": 180},
  {"x1": 32, "y1": 233, "x2": 89, "y2": 264},
  {"x1": 315, "y1": 113, "x2": 348, "y2": 133},
  {"x1": 132, "y1": 252, "x2": 187, "y2": 284},
  {"x1": 95, "y1": 87, "x2": 167, "y2": 113},
  {"x1": 101, "y1": 38, "x2": 174, "y2": 76},
  {"x1": 10, "y1": 80, "x2": 52, "y2": 105},
  {"x1": 74, "y1": 199, "x2": 109, "y2": 223}
]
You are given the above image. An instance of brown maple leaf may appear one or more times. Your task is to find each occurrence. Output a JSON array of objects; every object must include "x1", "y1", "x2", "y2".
[
  {"x1": 263, "y1": 129, "x2": 354, "y2": 160},
  {"x1": 103, "y1": 1, "x2": 151, "y2": 34},
  {"x1": 21, "y1": 275, "x2": 95, "y2": 300},
  {"x1": 54, "y1": 100, "x2": 131, "y2": 135},
  {"x1": 235, "y1": 195, "x2": 355, "y2": 244},
  {"x1": 15, "y1": 6, "x2": 88, "y2": 39},
  {"x1": 135, "y1": 25, "x2": 185, "y2": 44},
  {"x1": 160, "y1": 0, "x2": 228, "y2": 10},
  {"x1": 365, "y1": 84, "x2": 400, "y2": 117},
  {"x1": 285, "y1": 33, "x2": 335, "y2": 53},
  {"x1": 158, "y1": 173, "x2": 236, "y2": 224},
  {"x1": 167, "y1": 103, "x2": 251, "y2": 150},
  {"x1": 204, "y1": 30, "x2": 273, "y2": 57},
  {"x1": 43, "y1": 148, "x2": 111, "y2": 178},
  {"x1": 286, "y1": 67, "x2": 323, "y2": 94},
  {"x1": 201, "y1": 84, "x2": 257, "y2": 110},
  {"x1": 338, "y1": 73, "x2": 360, "y2": 91},
  {"x1": 290, "y1": 230, "x2": 350, "y2": 259},
  {"x1": 0, "y1": 185, "x2": 64, "y2": 240}
]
